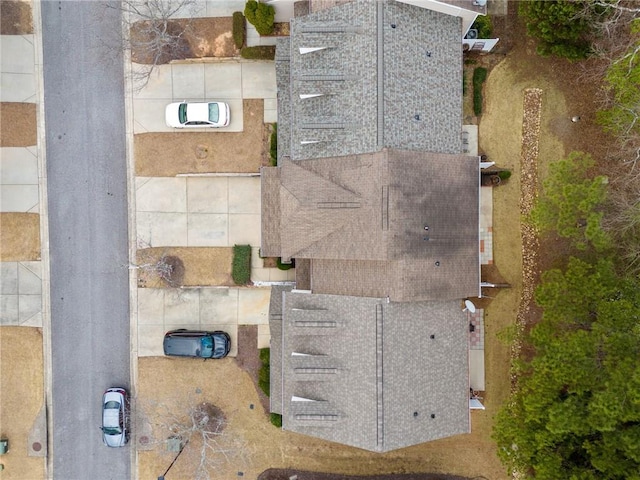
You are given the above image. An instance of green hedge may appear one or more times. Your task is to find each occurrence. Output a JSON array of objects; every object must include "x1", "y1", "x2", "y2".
[
  {"x1": 276, "y1": 257, "x2": 294, "y2": 270},
  {"x1": 258, "y1": 348, "x2": 270, "y2": 396},
  {"x1": 232, "y1": 12, "x2": 246, "y2": 49},
  {"x1": 270, "y1": 413, "x2": 282, "y2": 427},
  {"x1": 269, "y1": 123, "x2": 277, "y2": 165},
  {"x1": 472, "y1": 67, "x2": 487, "y2": 116},
  {"x1": 240, "y1": 45, "x2": 276, "y2": 60},
  {"x1": 232, "y1": 244, "x2": 252, "y2": 285},
  {"x1": 244, "y1": 0, "x2": 275, "y2": 35}
]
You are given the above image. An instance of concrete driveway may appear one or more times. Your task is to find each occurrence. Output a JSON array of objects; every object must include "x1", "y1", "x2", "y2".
[
  {"x1": 137, "y1": 286, "x2": 272, "y2": 356},
  {"x1": 132, "y1": 61, "x2": 277, "y2": 133},
  {"x1": 135, "y1": 175, "x2": 261, "y2": 247}
]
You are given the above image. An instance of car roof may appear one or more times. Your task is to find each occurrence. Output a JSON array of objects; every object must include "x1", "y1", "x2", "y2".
[{"x1": 186, "y1": 103, "x2": 212, "y2": 123}]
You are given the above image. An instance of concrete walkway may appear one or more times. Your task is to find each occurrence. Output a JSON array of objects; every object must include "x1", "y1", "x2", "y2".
[{"x1": 0, "y1": 32, "x2": 43, "y2": 327}]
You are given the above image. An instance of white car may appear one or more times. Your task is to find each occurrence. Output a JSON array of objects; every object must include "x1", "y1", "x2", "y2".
[
  {"x1": 165, "y1": 101, "x2": 230, "y2": 128},
  {"x1": 101, "y1": 388, "x2": 129, "y2": 447}
]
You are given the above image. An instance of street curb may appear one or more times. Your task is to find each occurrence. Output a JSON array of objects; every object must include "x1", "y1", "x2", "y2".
[
  {"x1": 31, "y1": 0, "x2": 53, "y2": 477},
  {"x1": 121, "y1": 7, "x2": 140, "y2": 480}
]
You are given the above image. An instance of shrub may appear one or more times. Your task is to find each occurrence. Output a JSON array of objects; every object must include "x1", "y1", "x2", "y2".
[
  {"x1": 232, "y1": 244, "x2": 252, "y2": 285},
  {"x1": 269, "y1": 123, "x2": 277, "y2": 165},
  {"x1": 240, "y1": 45, "x2": 276, "y2": 60},
  {"x1": 244, "y1": 0, "x2": 275, "y2": 35},
  {"x1": 232, "y1": 11, "x2": 246, "y2": 49},
  {"x1": 270, "y1": 413, "x2": 282, "y2": 427},
  {"x1": 472, "y1": 67, "x2": 487, "y2": 116},
  {"x1": 471, "y1": 15, "x2": 493, "y2": 38},
  {"x1": 258, "y1": 348, "x2": 270, "y2": 396},
  {"x1": 498, "y1": 170, "x2": 512, "y2": 180},
  {"x1": 276, "y1": 257, "x2": 294, "y2": 270}
]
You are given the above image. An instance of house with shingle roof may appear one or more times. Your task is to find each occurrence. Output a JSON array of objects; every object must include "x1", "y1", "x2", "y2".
[{"x1": 261, "y1": 0, "x2": 481, "y2": 452}]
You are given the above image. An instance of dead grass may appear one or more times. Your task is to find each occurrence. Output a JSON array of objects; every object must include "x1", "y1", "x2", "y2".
[
  {"x1": 134, "y1": 99, "x2": 268, "y2": 176},
  {"x1": 0, "y1": 103, "x2": 36, "y2": 147},
  {"x1": 0, "y1": 327, "x2": 44, "y2": 480},
  {"x1": 136, "y1": 247, "x2": 233, "y2": 287},
  {"x1": 130, "y1": 17, "x2": 238, "y2": 64},
  {"x1": 0, "y1": 213, "x2": 40, "y2": 261},
  {"x1": 0, "y1": 1, "x2": 33, "y2": 35},
  {"x1": 136, "y1": 357, "x2": 507, "y2": 480}
]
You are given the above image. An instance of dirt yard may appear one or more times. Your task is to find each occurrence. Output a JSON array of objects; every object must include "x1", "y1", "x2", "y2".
[
  {"x1": 136, "y1": 247, "x2": 233, "y2": 287},
  {"x1": 131, "y1": 17, "x2": 239, "y2": 64},
  {"x1": 0, "y1": 327, "x2": 45, "y2": 480},
  {"x1": 134, "y1": 99, "x2": 270, "y2": 176},
  {"x1": 0, "y1": 102, "x2": 37, "y2": 147},
  {"x1": 0, "y1": 1, "x2": 33, "y2": 35},
  {"x1": 0, "y1": 213, "x2": 41, "y2": 261}
]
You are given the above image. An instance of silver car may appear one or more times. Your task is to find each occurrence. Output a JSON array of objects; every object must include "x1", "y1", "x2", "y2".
[
  {"x1": 101, "y1": 388, "x2": 129, "y2": 447},
  {"x1": 165, "y1": 101, "x2": 230, "y2": 128}
]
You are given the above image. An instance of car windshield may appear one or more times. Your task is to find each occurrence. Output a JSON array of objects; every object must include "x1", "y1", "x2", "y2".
[
  {"x1": 199, "y1": 336, "x2": 213, "y2": 358},
  {"x1": 103, "y1": 426, "x2": 122, "y2": 435},
  {"x1": 208, "y1": 103, "x2": 219, "y2": 123},
  {"x1": 105, "y1": 400, "x2": 120, "y2": 409},
  {"x1": 178, "y1": 103, "x2": 188, "y2": 124}
]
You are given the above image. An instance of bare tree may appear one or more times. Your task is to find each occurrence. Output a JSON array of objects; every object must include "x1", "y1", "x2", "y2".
[
  {"x1": 141, "y1": 398, "x2": 248, "y2": 480},
  {"x1": 108, "y1": 0, "x2": 201, "y2": 90},
  {"x1": 130, "y1": 237, "x2": 185, "y2": 287}
]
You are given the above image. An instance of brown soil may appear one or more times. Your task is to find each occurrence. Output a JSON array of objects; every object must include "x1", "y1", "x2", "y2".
[
  {"x1": 130, "y1": 17, "x2": 239, "y2": 64},
  {"x1": 259, "y1": 471, "x2": 469, "y2": 480},
  {"x1": 0, "y1": 213, "x2": 40, "y2": 261},
  {"x1": 136, "y1": 247, "x2": 233, "y2": 287},
  {"x1": 0, "y1": 327, "x2": 45, "y2": 480},
  {"x1": 135, "y1": 99, "x2": 269, "y2": 176},
  {"x1": 0, "y1": 1, "x2": 33, "y2": 34},
  {"x1": 0, "y1": 103, "x2": 37, "y2": 147},
  {"x1": 235, "y1": 325, "x2": 271, "y2": 414}
]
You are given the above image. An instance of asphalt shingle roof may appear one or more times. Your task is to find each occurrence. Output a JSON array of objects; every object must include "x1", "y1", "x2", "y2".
[
  {"x1": 278, "y1": 0, "x2": 463, "y2": 161},
  {"x1": 270, "y1": 291, "x2": 470, "y2": 452},
  {"x1": 261, "y1": 149, "x2": 479, "y2": 301}
]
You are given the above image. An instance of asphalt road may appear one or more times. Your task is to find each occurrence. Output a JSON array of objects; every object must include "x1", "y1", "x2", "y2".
[{"x1": 41, "y1": 1, "x2": 131, "y2": 478}]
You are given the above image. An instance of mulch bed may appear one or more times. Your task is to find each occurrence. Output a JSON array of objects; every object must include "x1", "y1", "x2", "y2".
[
  {"x1": 258, "y1": 470, "x2": 474, "y2": 480},
  {"x1": 234, "y1": 325, "x2": 271, "y2": 415}
]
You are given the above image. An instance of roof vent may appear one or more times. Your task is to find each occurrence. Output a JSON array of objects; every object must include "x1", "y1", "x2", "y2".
[
  {"x1": 435, "y1": 261, "x2": 440, "y2": 267},
  {"x1": 391, "y1": 23, "x2": 396, "y2": 29},
  {"x1": 299, "y1": 46, "x2": 329, "y2": 55}
]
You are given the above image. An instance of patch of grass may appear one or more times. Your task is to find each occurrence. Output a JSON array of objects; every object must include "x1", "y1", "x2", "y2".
[
  {"x1": 232, "y1": 244, "x2": 252, "y2": 285},
  {"x1": 258, "y1": 348, "x2": 270, "y2": 396},
  {"x1": 473, "y1": 66, "x2": 488, "y2": 116},
  {"x1": 240, "y1": 45, "x2": 276, "y2": 60},
  {"x1": 232, "y1": 11, "x2": 246, "y2": 49},
  {"x1": 269, "y1": 123, "x2": 277, "y2": 165}
]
